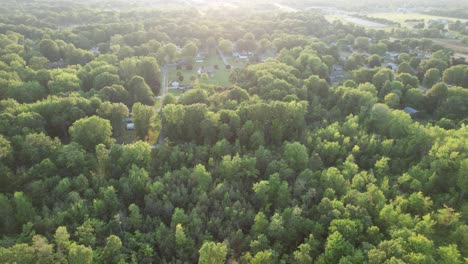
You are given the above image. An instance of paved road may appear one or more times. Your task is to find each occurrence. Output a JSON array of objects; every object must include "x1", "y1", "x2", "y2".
[
  {"x1": 154, "y1": 64, "x2": 170, "y2": 148},
  {"x1": 160, "y1": 65, "x2": 168, "y2": 98}
]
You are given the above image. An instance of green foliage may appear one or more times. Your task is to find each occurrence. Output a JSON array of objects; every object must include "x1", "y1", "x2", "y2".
[
  {"x1": 283, "y1": 142, "x2": 309, "y2": 172},
  {"x1": 97, "y1": 102, "x2": 129, "y2": 137},
  {"x1": 101, "y1": 235, "x2": 123, "y2": 264},
  {"x1": 39, "y1": 39, "x2": 60, "y2": 61},
  {"x1": 199, "y1": 241, "x2": 228, "y2": 264},
  {"x1": 69, "y1": 116, "x2": 114, "y2": 152},
  {"x1": 0, "y1": 4, "x2": 467, "y2": 264},
  {"x1": 68, "y1": 244, "x2": 93, "y2": 264},
  {"x1": 132, "y1": 102, "x2": 156, "y2": 141},
  {"x1": 127, "y1": 76, "x2": 154, "y2": 105}
]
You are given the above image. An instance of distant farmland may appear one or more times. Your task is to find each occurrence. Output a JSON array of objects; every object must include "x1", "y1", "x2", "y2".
[{"x1": 431, "y1": 38, "x2": 468, "y2": 59}]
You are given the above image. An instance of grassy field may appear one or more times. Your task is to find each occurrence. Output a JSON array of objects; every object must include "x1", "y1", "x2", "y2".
[
  {"x1": 431, "y1": 38, "x2": 468, "y2": 58},
  {"x1": 166, "y1": 54, "x2": 233, "y2": 88},
  {"x1": 227, "y1": 57, "x2": 249, "y2": 68},
  {"x1": 154, "y1": 98, "x2": 161, "y2": 109},
  {"x1": 327, "y1": 12, "x2": 468, "y2": 31},
  {"x1": 168, "y1": 89, "x2": 185, "y2": 96},
  {"x1": 369, "y1": 12, "x2": 468, "y2": 27},
  {"x1": 116, "y1": 130, "x2": 137, "y2": 145},
  {"x1": 325, "y1": 14, "x2": 392, "y2": 30}
]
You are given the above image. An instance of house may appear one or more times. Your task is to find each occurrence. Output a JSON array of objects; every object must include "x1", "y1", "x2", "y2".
[
  {"x1": 403, "y1": 107, "x2": 423, "y2": 118},
  {"x1": 198, "y1": 67, "x2": 213, "y2": 75},
  {"x1": 428, "y1": 19, "x2": 449, "y2": 25},
  {"x1": 333, "y1": 65, "x2": 344, "y2": 71},
  {"x1": 176, "y1": 58, "x2": 188, "y2": 66},
  {"x1": 195, "y1": 53, "x2": 205, "y2": 63},
  {"x1": 388, "y1": 51, "x2": 399, "y2": 60},
  {"x1": 403, "y1": 107, "x2": 418, "y2": 115},
  {"x1": 126, "y1": 123, "x2": 135, "y2": 130},
  {"x1": 260, "y1": 56, "x2": 273, "y2": 62},
  {"x1": 90, "y1": 47, "x2": 100, "y2": 55},
  {"x1": 170, "y1": 81, "x2": 180, "y2": 88},
  {"x1": 49, "y1": 58, "x2": 65, "y2": 69},
  {"x1": 387, "y1": 63, "x2": 398, "y2": 71}
]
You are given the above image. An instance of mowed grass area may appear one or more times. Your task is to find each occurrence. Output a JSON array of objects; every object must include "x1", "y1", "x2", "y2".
[
  {"x1": 166, "y1": 54, "x2": 233, "y2": 88},
  {"x1": 369, "y1": 12, "x2": 468, "y2": 27},
  {"x1": 116, "y1": 129, "x2": 137, "y2": 144},
  {"x1": 168, "y1": 89, "x2": 185, "y2": 96},
  {"x1": 327, "y1": 12, "x2": 468, "y2": 31},
  {"x1": 431, "y1": 38, "x2": 468, "y2": 58},
  {"x1": 227, "y1": 57, "x2": 249, "y2": 68},
  {"x1": 325, "y1": 15, "x2": 392, "y2": 30}
]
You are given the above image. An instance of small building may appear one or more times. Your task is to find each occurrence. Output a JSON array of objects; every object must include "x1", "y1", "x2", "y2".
[
  {"x1": 403, "y1": 107, "x2": 423, "y2": 119},
  {"x1": 387, "y1": 62, "x2": 398, "y2": 71},
  {"x1": 176, "y1": 58, "x2": 188, "y2": 66},
  {"x1": 428, "y1": 19, "x2": 449, "y2": 25},
  {"x1": 170, "y1": 81, "x2": 180, "y2": 88},
  {"x1": 195, "y1": 53, "x2": 205, "y2": 63},
  {"x1": 198, "y1": 67, "x2": 213, "y2": 75},
  {"x1": 332, "y1": 65, "x2": 344, "y2": 71},
  {"x1": 403, "y1": 107, "x2": 418, "y2": 115},
  {"x1": 90, "y1": 47, "x2": 100, "y2": 55},
  {"x1": 388, "y1": 51, "x2": 399, "y2": 60},
  {"x1": 126, "y1": 123, "x2": 135, "y2": 130},
  {"x1": 387, "y1": 63, "x2": 398, "y2": 71}
]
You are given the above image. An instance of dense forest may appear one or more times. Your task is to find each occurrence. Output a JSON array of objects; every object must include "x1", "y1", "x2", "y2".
[{"x1": 0, "y1": 0, "x2": 467, "y2": 263}]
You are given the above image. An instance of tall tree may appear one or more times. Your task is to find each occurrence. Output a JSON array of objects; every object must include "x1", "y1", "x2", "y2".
[
  {"x1": 198, "y1": 241, "x2": 227, "y2": 264},
  {"x1": 69, "y1": 116, "x2": 114, "y2": 152},
  {"x1": 127, "y1": 76, "x2": 154, "y2": 105},
  {"x1": 132, "y1": 102, "x2": 156, "y2": 141}
]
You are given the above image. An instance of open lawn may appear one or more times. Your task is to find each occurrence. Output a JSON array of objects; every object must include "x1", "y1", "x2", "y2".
[
  {"x1": 168, "y1": 89, "x2": 185, "y2": 96},
  {"x1": 154, "y1": 98, "x2": 162, "y2": 109},
  {"x1": 166, "y1": 54, "x2": 233, "y2": 88},
  {"x1": 228, "y1": 57, "x2": 249, "y2": 68},
  {"x1": 116, "y1": 130, "x2": 137, "y2": 145},
  {"x1": 328, "y1": 12, "x2": 468, "y2": 31},
  {"x1": 346, "y1": 17, "x2": 387, "y2": 28}
]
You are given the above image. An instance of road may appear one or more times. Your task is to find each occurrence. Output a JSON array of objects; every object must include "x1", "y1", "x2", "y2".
[
  {"x1": 154, "y1": 64, "x2": 170, "y2": 148},
  {"x1": 160, "y1": 65, "x2": 168, "y2": 98}
]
